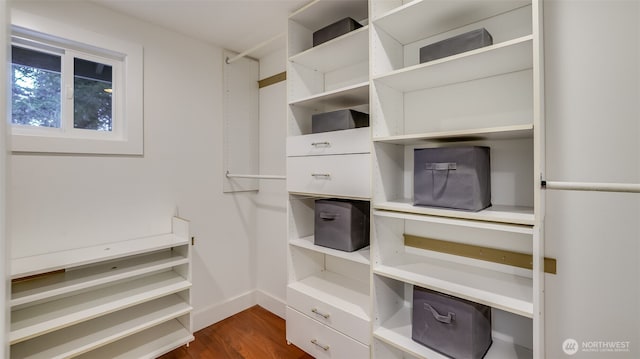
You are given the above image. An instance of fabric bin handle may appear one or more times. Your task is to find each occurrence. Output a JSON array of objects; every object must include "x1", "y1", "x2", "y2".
[
  {"x1": 424, "y1": 303, "x2": 456, "y2": 324},
  {"x1": 319, "y1": 212, "x2": 339, "y2": 220},
  {"x1": 425, "y1": 162, "x2": 457, "y2": 171}
]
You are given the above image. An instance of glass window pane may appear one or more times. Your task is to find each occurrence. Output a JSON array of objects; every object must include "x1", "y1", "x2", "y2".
[
  {"x1": 11, "y1": 46, "x2": 62, "y2": 128},
  {"x1": 74, "y1": 58, "x2": 113, "y2": 131}
]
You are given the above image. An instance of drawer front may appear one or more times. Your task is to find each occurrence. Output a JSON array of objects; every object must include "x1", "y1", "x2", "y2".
[
  {"x1": 286, "y1": 307, "x2": 369, "y2": 359},
  {"x1": 287, "y1": 154, "x2": 371, "y2": 198},
  {"x1": 287, "y1": 128, "x2": 370, "y2": 157},
  {"x1": 287, "y1": 285, "x2": 370, "y2": 345}
]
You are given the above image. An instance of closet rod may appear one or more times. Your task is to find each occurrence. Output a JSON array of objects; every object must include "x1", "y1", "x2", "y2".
[
  {"x1": 226, "y1": 171, "x2": 286, "y2": 180},
  {"x1": 542, "y1": 180, "x2": 640, "y2": 193},
  {"x1": 226, "y1": 33, "x2": 285, "y2": 64}
]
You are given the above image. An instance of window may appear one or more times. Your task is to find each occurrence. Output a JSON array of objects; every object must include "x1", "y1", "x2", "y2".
[{"x1": 10, "y1": 10, "x2": 143, "y2": 155}]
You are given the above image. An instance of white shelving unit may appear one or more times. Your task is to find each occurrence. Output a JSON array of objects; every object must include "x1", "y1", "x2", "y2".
[
  {"x1": 9, "y1": 217, "x2": 193, "y2": 359},
  {"x1": 286, "y1": 0, "x2": 372, "y2": 357},
  {"x1": 369, "y1": 0, "x2": 544, "y2": 358},
  {"x1": 285, "y1": 0, "x2": 544, "y2": 357}
]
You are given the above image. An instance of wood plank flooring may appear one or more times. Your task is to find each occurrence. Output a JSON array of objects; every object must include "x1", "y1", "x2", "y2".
[{"x1": 158, "y1": 305, "x2": 313, "y2": 359}]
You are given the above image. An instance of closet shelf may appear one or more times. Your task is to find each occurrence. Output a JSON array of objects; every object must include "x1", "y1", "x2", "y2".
[
  {"x1": 290, "y1": 26, "x2": 369, "y2": 73},
  {"x1": 10, "y1": 294, "x2": 191, "y2": 359},
  {"x1": 373, "y1": 0, "x2": 530, "y2": 45},
  {"x1": 373, "y1": 35, "x2": 533, "y2": 92},
  {"x1": 374, "y1": 306, "x2": 533, "y2": 359},
  {"x1": 73, "y1": 319, "x2": 193, "y2": 359},
  {"x1": 289, "y1": 0, "x2": 368, "y2": 33},
  {"x1": 373, "y1": 209, "x2": 534, "y2": 235},
  {"x1": 11, "y1": 250, "x2": 189, "y2": 308},
  {"x1": 288, "y1": 81, "x2": 369, "y2": 108},
  {"x1": 373, "y1": 200, "x2": 534, "y2": 226},
  {"x1": 372, "y1": 124, "x2": 533, "y2": 145},
  {"x1": 11, "y1": 233, "x2": 189, "y2": 280},
  {"x1": 10, "y1": 271, "x2": 191, "y2": 344},
  {"x1": 289, "y1": 236, "x2": 370, "y2": 265},
  {"x1": 373, "y1": 255, "x2": 533, "y2": 318}
]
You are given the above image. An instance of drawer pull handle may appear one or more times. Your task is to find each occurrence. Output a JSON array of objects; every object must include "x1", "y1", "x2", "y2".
[
  {"x1": 311, "y1": 339, "x2": 330, "y2": 351},
  {"x1": 311, "y1": 308, "x2": 330, "y2": 319},
  {"x1": 311, "y1": 141, "x2": 331, "y2": 147},
  {"x1": 311, "y1": 173, "x2": 331, "y2": 178}
]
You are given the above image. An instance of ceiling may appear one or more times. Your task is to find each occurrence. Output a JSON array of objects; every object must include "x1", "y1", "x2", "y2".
[{"x1": 91, "y1": 0, "x2": 311, "y2": 59}]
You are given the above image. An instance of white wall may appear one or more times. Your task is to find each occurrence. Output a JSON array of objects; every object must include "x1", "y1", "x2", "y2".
[
  {"x1": 544, "y1": 0, "x2": 640, "y2": 357},
  {"x1": 255, "y1": 48, "x2": 288, "y2": 318},
  {"x1": 8, "y1": 0, "x2": 258, "y2": 331}
]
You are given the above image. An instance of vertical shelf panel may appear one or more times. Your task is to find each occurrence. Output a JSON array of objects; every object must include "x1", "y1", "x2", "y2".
[{"x1": 223, "y1": 50, "x2": 260, "y2": 192}]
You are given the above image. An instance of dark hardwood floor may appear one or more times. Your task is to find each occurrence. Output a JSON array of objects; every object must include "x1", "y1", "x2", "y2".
[{"x1": 158, "y1": 305, "x2": 313, "y2": 359}]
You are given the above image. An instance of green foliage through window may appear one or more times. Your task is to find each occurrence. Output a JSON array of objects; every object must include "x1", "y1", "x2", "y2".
[
  {"x1": 11, "y1": 45, "x2": 62, "y2": 128},
  {"x1": 11, "y1": 45, "x2": 114, "y2": 132}
]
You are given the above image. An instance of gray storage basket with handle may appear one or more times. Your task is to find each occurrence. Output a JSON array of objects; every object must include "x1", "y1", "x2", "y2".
[
  {"x1": 413, "y1": 146, "x2": 491, "y2": 211},
  {"x1": 412, "y1": 286, "x2": 493, "y2": 359}
]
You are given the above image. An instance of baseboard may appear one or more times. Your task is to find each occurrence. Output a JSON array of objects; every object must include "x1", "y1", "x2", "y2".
[
  {"x1": 192, "y1": 290, "x2": 257, "y2": 332},
  {"x1": 256, "y1": 289, "x2": 286, "y2": 319}
]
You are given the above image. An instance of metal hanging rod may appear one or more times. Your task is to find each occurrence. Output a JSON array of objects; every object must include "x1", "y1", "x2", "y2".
[
  {"x1": 542, "y1": 180, "x2": 640, "y2": 194},
  {"x1": 225, "y1": 171, "x2": 286, "y2": 180},
  {"x1": 225, "y1": 33, "x2": 285, "y2": 64}
]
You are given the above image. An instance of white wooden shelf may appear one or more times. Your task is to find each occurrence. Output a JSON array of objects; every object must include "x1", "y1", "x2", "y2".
[
  {"x1": 372, "y1": 124, "x2": 533, "y2": 145},
  {"x1": 373, "y1": 209, "x2": 534, "y2": 235},
  {"x1": 374, "y1": 306, "x2": 533, "y2": 359},
  {"x1": 9, "y1": 217, "x2": 193, "y2": 359},
  {"x1": 373, "y1": 36, "x2": 533, "y2": 92},
  {"x1": 288, "y1": 271, "x2": 370, "y2": 323},
  {"x1": 290, "y1": 26, "x2": 369, "y2": 73},
  {"x1": 10, "y1": 271, "x2": 191, "y2": 344},
  {"x1": 373, "y1": 0, "x2": 530, "y2": 45},
  {"x1": 373, "y1": 255, "x2": 533, "y2": 318},
  {"x1": 10, "y1": 294, "x2": 191, "y2": 359},
  {"x1": 373, "y1": 200, "x2": 534, "y2": 226},
  {"x1": 11, "y1": 250, "x2": 188, "y2": 307},
  {"x1": 288, "y1": 191, "x2": 371, "y2": 201},
  {"x1": 289, "y1": 0, "x2": 368, "y2": 33},
  {"x1": 73, "y1": 319, "x2": 194, "y2": 359},
  {"x1": 288, "y1": 81, "x2": 369, "y2": 108},
  {"x1": 289, "y1": 236, "x2": 370, "y2": 265},
  {"x1": 11, "y1": 233, "x2": 189, "y2": 279}
]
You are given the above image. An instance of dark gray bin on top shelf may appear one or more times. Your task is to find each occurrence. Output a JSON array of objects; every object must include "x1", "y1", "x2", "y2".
[
  {"x1": 313, "y1": 17, "x2": 363, "y2": 47},
  {"x1": 412, "y1": 286, "x2": 493, "y2": 359},
  {"x1": 420, "y1": 28, "x2": 493, "y2": 63},
  {"x1": 311, "y1": 109, "x2": 369, "y2": 134}
]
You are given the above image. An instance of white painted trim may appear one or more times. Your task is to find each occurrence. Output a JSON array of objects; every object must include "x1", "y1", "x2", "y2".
[
  {"x1": 191, "y1": 290, "x2": 257, "y2": 332},
  {"x1": 256, "y1": 290, "x2": 287, "y2": 320},
  {"x1": 191, "y1": 290, "x2": 287, "y2": 331}
]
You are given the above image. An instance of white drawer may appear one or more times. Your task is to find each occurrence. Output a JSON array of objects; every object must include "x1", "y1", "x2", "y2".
[
  {"x1": 287, "y1": 279, "x2": 370, "y2": 345},
  {"x1": 287, "y1": 154, "x2": 371, "y2": 198},
  {"x1": 287, "y1": 128, "x2": 370, "y2": 157},
  {"x1": 286, "y1": 307, "x2": 369, "y2": 359}
]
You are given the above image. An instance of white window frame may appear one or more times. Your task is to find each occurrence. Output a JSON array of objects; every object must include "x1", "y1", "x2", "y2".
[{"x1": 10, "y1": 10, "x2": 143, "y2": 155}]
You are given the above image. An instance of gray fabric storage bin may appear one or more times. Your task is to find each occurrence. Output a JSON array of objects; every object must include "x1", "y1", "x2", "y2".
[
  {"x1": 314, "y1": 199, "x2": 369, "y2": 252},
  {"x1": 311, "y1": 109, "x2": 369, "y2": 134},
  {"x1": 412, "y1": 286, "x2": 492, "y2": 359},
  {"x1": 420, "y1": 28, "x2": 493, "y2": 63},
  {"x1": 413, "y1": 146, "x2": 491, "y2": 211},
  {"x1": 313, "y1": 17, "x2": 363, "y2": 47}
]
